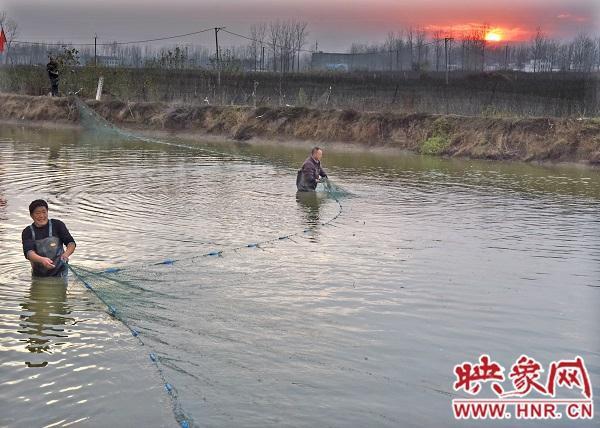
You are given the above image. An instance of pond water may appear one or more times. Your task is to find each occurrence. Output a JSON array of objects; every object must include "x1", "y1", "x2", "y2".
[{"x1": 0, "y1": 124, "x2": 598, "y2": 427}]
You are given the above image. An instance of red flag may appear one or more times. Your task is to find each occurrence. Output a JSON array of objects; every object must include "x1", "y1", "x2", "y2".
[{"x1": 0, "y1": 28, "x2": 7, "y2": 53}]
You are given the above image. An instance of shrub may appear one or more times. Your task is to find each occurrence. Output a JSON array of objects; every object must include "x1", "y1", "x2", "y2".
[
  {"x1": 432, "y1": 116, "x2": 452, "y2": 135},
  {"x1": 421, "y1": 135, "x2": 450, "y2": 155}
]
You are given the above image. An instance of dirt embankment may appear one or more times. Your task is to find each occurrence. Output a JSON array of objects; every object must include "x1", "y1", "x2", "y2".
[{"x1": 1, "y1": 93, "x2": 599, "y2": 164}]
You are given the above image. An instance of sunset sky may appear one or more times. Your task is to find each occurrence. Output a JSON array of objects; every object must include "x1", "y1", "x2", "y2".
[{"x1": 3, "y1": 0, "x2": 599, "y2": 50}]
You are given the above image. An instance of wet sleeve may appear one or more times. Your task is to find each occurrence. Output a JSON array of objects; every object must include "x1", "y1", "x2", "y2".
[
  {"x1": 22, "y1": 227, "x2": 35, "y2": 258},
  {"x1": 54, "y1": 220, "x2": 76, "y2": 247}
]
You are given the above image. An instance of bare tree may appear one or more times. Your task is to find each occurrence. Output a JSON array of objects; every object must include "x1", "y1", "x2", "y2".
[
  {"x1": 480, "y1": 24, "x2": 490, "y2": 71},
  {"x1": 406, "y1": 27, "x2": 415, "y2": 69},
  {"x1": 531, "y1": 27, "x2": 548, "y2": 73},
  {"x1": 280, "y1": 21, "x2": 294, "y2": 72},
  {"x1": 514, "y1": 44, "x2": 529, "y2": 70},
  {"x1": 268, "y1": 21, "x2": 281, "y2": 72},
  {"x1": 461, "y1": 30, "x2": 479, "y2": 71},
  {"x1": 384, "y1": 31, "x2": 396, "y2": 71},
  {"x1": 432, "y1": 30, "x2": 443, "y2": 71},
  {"x1": 596, "y1": 37, "x2": 600, "y2": 72},
  {"x1": 294, "y1": 21, "x2": 308, "y2": 72},
  {"x1": 250, "y1": 23, "x2": 266, "y2": 71},
  {"x1": 415, "y1": 27, "x2": 427, "y2": 70},
  {"x1": 460, "y1": 25, "x2": 486, "y2": 71},
  {"x1": 571, "y1": 33, "x2": 596, "y2": 72},
  {"x1": 393, "y1": 31, "x2": 404, "y2": 71},
  {"x1": 545, "y1": 39, "x2": 559, "y2": 72},
  {"x1": 1, "y1": 11, "x2": 19, "y2": 65},
  {"x1": 349, "y1": 42, "x2": 379, "y2": 54},
  {"x1": 105, "y1": 41, "x2": 119, "y2": 58},
  {"x1": 381, "y1": 31, "x2": 404, "y2": 71},
  {"x1": 129, "y1": 45, "x2": 143, "y2": 67},
  {"x1": 556, "y1": 42, "x2": 572, "y2": 71}
]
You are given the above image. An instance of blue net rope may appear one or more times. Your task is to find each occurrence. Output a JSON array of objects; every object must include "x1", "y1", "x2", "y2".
[{"x1": 69, "y1": 98, "x2": 349, "y2": 427}]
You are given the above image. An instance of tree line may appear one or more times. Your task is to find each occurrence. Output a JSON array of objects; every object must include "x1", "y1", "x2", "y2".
[
  {"x1": 1, "y1": 10, "x2": 598, "y2": 73},
  {"x1": 350, "y1": 26, "x2": 600, "y2": 73}
]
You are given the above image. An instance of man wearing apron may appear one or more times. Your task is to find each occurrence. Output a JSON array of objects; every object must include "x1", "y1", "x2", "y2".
[{"x1": 21, "y1": 200, "x2": 76, "y2": 278}]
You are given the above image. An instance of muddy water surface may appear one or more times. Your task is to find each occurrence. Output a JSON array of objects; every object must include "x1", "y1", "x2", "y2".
[{"x1": 0, "y1": 124, "x2": 598, "y2": 427}]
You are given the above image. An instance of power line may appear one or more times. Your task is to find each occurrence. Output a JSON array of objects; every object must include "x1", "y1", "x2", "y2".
[
  {"x1": 11, "y1": 27, "x2": 215, "y2": 47},
  {"x1": 12, "y1": 26, "x2": 446, "y2": 55},
  {"x1": 10, "y1": 40, "x2": 95, "y2": 47},
  {"x1": 112, "y1": 28, "x2": 214, "y2": 45}
]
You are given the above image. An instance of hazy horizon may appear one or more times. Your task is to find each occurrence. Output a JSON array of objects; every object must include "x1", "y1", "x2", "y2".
[{"x1": 3, "y1": 0, "x2": 599, "y2": 51}]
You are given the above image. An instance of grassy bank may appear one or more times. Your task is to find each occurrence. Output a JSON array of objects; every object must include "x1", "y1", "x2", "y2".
[
  {"x1": 1, "y1": 93, "x2": 599, "y2": 164},
  {"x1": 1, "y1": 66, "x2": 598, "y2": 117}
]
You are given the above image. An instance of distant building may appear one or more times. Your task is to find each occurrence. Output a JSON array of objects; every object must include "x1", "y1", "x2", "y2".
[
  {"x1": 325, "y1": 63, "x2": 349, "y2": 72},
  {"x1": 484, "y1": 63, "x2": 501, "y2": 71},
  {"x1": 1, "y1": 51, "x2": 32, "y2": 65},
  {"x1": 95, "y1": 55, "x2": 120, "y2": 67},
  {"x1": 521, "y1": 59, "x2": 557, "y2": 73},
  {"x1": 312, "y1": 52, "x2": 392, "y2": 72}
]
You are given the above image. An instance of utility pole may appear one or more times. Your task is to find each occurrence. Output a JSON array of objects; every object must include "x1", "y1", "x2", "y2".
[
  {"x1": 261, "y1": 45, "x2": 265, "y2": 71},
  {"x1": 504, "y1": 44, "x2": 509, "y2": 70},
  {"x1": 444, "y1": 37, "x2": 453, "y2": 85},
  {"x1": 94, "y1": 34, "x2": 97, "y2": 67},
  {"x1": 481, "y1": 40, "x2": 486, "y2": 72},
  {"x1": 214, "y1": 27, "x2": 224, "y2": 87}
]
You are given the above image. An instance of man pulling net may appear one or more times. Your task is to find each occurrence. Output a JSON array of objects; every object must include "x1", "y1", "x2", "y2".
[
  {"x1": 21, "y1": 200, "x2": 76, "y2": 278},
  {"x1": 296, "y1": 146, "x2": 328, "y2": 192}
]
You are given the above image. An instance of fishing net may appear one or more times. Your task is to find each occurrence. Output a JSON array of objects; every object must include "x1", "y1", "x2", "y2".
[
  {"x1": 321, "y1": 177, "x2": 350, "y2": 198},
  {"x1": 69, "y1": 97, "x2": 350, "y2": 428}
]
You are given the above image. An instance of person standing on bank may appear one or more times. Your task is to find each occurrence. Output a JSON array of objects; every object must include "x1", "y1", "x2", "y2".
[
  {"x1": 22, "y1": 200, "x2": 76, "y2": 278},
  {"x1": 46, "y1": 56, "x2": 59, "y2": 97},
  {"x1": 296, "y1": 146, "x2": 328, "y2": 192}
]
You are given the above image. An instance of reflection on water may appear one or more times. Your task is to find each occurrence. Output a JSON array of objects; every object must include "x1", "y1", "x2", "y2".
[
  {"x1": 296, "y1": 190, "x2": 326, "y2": 229},
  {"x1": 19, "y1": 277, "x2": 71, "y2": 364},
  {"x1": 0, "y1": 124, "x2": 598, "y2": 427}
]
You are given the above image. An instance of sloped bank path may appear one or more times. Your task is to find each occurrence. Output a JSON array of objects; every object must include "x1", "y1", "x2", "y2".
[{"x1": 1, "y1": 93, "x2": 599, "y2": 164}]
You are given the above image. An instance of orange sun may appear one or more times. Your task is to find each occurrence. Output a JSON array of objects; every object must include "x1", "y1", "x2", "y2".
[{"x1": 485, "y1": 29, "x2": 503, "y2": 42}]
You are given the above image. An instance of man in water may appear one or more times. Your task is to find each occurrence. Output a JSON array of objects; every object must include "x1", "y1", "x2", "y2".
[
  {"x1": 22, "y1": 200, "x2": 76, "y2": 278},
  {"x1": 296, "y1": 146, "x2": 328, "y2": 192},
  {"x1": 46, "y1": 56, "x2": 59, "y2": 97}
]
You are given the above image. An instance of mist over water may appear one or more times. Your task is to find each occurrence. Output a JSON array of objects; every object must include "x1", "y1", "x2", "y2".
[{"x1": 0, "y1": 124, "x2": 599, "y2": 427}]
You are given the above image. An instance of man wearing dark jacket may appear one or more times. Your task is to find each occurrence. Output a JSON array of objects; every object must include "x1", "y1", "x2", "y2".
[
  {"x1": 296, "y1": 147, "x2": 328, "y2": 191},
  {"x1": 47, "y1": 56, "x2": 59, "y2": 97}
]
